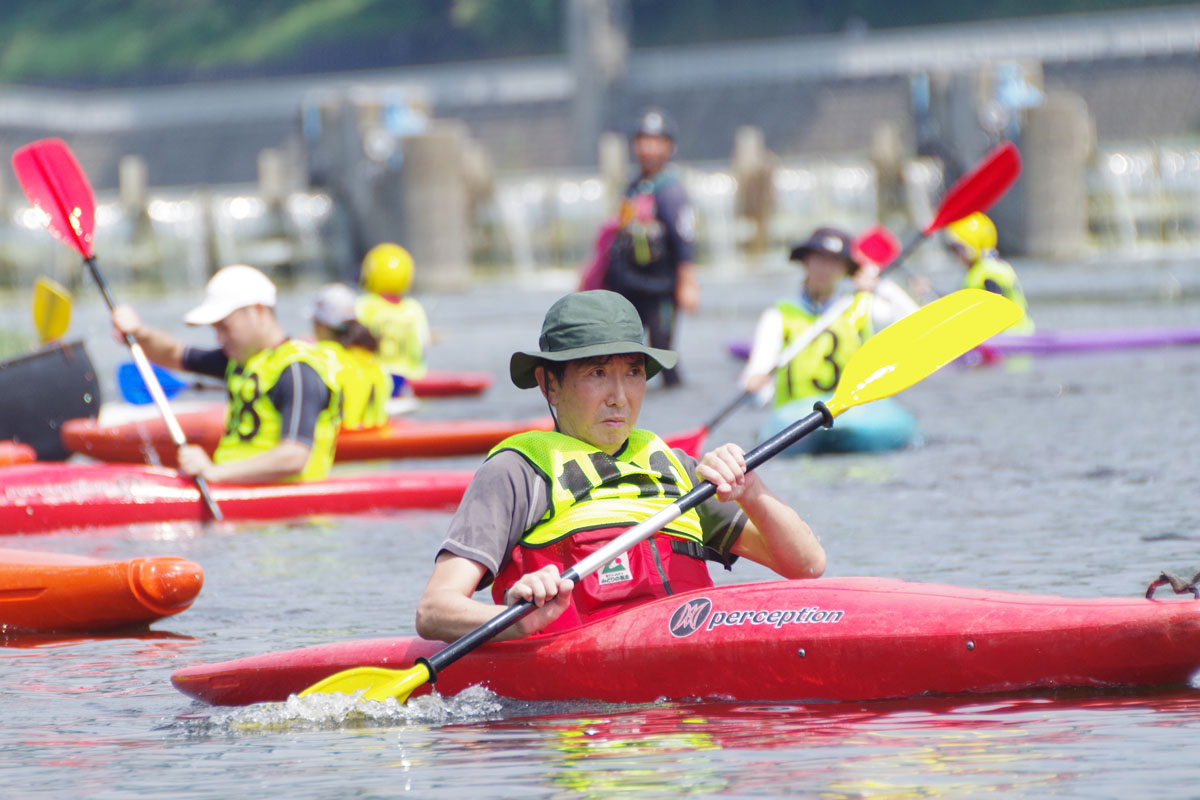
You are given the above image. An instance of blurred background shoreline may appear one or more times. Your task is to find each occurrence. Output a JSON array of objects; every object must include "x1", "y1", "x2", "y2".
[{"x1": 1, "y1": 2, "x2": 1199, "y2": 319}]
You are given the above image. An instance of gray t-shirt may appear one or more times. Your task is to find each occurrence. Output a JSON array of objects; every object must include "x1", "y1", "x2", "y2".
[{"x1": 437, "y1": 448, "x2": 748, "y2": 590}]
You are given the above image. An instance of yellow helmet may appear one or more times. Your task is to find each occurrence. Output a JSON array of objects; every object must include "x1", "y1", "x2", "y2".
[
  {"x1": 360, "y1": 243, "x2": 414, "y2": 295},
  {"x1": 944, "y1": 213, "x2": 997, "y2": 262}
]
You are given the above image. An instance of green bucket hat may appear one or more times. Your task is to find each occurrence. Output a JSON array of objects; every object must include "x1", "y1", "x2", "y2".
[{"x1": 509, "y1": 290, "x2": 678, "y2": 389}]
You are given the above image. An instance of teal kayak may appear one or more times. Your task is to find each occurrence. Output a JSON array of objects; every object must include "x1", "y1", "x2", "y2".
[{"x1": 760, "y1": 396, "x2": 920, "y2": 455}]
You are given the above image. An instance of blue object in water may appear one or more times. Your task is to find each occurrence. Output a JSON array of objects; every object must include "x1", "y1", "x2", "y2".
[
  {"x1": 116, "y1": 362, "x2": 188, "y2": 405},
  {"x1": 760, "y1": 396, "x2": 920, "y2": 455}
]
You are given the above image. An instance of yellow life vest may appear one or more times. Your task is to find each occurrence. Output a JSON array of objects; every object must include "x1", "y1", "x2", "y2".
[
  {"x1": 489, "y1": 429, "x2": 705, "y2": 546},
  {"x1": 964, "y1": 257, "x2": 1034, "y2": 333},
  {"x1": 316, "y1": 340, "x2": 390, "y2": 430},
  {"x1": 355, "y1": 293, "x2": 429, "y2": 379},
  {"x1": 217, "y1": 340, "x2": 341, "y2": 481},
  {"x1": 775, "y1": 293, "x2": 874, "y2": 405}
]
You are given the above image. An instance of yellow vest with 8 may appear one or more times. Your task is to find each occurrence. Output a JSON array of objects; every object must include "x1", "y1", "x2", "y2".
[{"x1": 217, "y1": 340, "x2": 342, "y2": 481}]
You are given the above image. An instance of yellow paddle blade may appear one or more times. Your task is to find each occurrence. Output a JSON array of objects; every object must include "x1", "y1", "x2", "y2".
[
  {"x1": 298, "y1": 662, "x2": 432, "y2": 702},
  {"x1": 827, "y1": 289, "x2": 1020, "y2": 417},
  {"x1": 31, "y1": 277, "x2": 72, "y2": 342}
]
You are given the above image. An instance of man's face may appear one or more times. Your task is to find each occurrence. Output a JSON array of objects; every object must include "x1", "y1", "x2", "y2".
[
  {"x1": 212, "y1": 306, "x2": 263, "y2": 362},
  {"x1": 632, "y1": 133, "x2": 674, "y2": 175},
  {"x1": 802, "y1": 252, "x2": 851, "y2": 295},
  {"x1": 542, "y1": 354, "x2": 647, "y2": 454}
]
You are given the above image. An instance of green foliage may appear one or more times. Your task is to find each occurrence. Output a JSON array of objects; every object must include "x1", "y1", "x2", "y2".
[{"x1": 0, "y1": 0, "x2": 1192, "y2": 84}]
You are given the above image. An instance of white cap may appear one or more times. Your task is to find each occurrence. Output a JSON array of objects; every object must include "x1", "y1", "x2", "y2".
[
  {"x1": 184, "y1": 265, "x2": 277, "y2": 326},
  {"x1": 310, "y1": 283, "x2": 358, "y2": 327}
]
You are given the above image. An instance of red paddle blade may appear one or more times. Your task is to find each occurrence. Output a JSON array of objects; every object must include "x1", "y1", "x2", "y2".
[
  {"x1": 663, "y1": 425, "x2": 707, "y2": 458},
  {"x1": 12, "y1": 138, "x2": 96, "y2": 259},
  {"x1": 923, "y1": 141, "x2": 1021, "y2": 236},
  {"x1": 853, "y1": 225, "x2": 901, "y2": 268}
]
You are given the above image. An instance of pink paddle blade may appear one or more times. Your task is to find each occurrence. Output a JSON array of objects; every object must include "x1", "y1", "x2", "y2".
[
  {"x1": 11, "y1": 138, "x2": 97, "y2": 259},
  {"x1": 924, "y1": 141, "x2": 1021, "y2": 235},
  {"x1": 854, "y1": 225, "x2": 901, "y2": 267}
]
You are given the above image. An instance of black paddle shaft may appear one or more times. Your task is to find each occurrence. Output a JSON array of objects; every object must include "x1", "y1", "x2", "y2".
[{"x1": 418, "y1": 402, "x2": 835, "y2": 683}]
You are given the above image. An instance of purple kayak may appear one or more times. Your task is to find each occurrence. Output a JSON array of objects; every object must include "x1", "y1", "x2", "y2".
[
  {"x1": 984, "y1": 327, "x2": 1200, "y2": 355},
  {"x1": 728, "y1": 326, "x2": 1200, "y2": 360}
]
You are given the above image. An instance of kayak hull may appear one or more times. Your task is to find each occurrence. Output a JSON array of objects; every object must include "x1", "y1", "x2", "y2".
[
  {"x1": 730, "y1": 326, "x2": 1200, "y2": 360},
  {"x1": 985, "y1": 326, "x2": 1200, "y2": 355},
  {"x1": 407, "y1": 370, "x2": 493, "y2": 397},
  {"x1": 0, "y1": 341, "x2": 100, "y2": 460},
  {"x1": 0, "y1": 548, "x2": 203, "y2": 632},
  {"x1": 170, "y1": 577, "x2": 1200, "y2": 707},
  {"x1": 0, "y1": 441, "x2": 36, "y2": 466},
  {"x1": 61, "y1": 405, "x2": 553, "y2": 465},
  {"x1": 760, "y1": 397, "x2": 919, "y2": 454},
  {"x1": 0, "y1": 463, "x2": 472, "y2": 535}
]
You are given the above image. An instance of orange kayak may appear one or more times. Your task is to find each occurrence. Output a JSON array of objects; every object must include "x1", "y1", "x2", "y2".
[
  {"x1": 0, "y1": 548, "x2": 203, "y2": 633},
  {"x1": 0, "y1": 441, "x2": 36, "y2": 467},
  {"x1": 62, "y1": 405, "x2": 554, "y2": 466}
]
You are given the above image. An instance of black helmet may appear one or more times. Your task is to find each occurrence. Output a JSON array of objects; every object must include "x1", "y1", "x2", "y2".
[{"x1": 632, "y1": 109, "x2": 677, "y2": 141}]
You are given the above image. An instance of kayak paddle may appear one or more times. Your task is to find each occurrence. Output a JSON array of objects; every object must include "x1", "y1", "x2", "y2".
[
  {"x1": 667, "y1": 225, "x2": 901, "y2": 457},
  {"x1": 669, "y1": 141, "x2": 1023, "y2": 455},
  {"x1": 12, "y1": 138, "x2": 224, "y2": 522},
  {"x1": 116, "y1": 361, "x2": 224, "y2": 405},
  {"x1": 299, "y1": 287, "x2": 1023, "y2": 703},
  {"x1": 32, "y1": 277, "x2": 72, "y2": 343}
]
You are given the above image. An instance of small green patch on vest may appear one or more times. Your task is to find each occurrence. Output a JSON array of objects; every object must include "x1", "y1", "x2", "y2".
[{"x1": 598, "y1": 554, "x2": 634, "y2": 585}]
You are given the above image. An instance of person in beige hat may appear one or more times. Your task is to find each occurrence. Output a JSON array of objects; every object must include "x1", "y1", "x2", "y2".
[
  {"x1": 111, "y1": 264, "x2": 341, "y2": 483},
  {"x1": 741, "y1": 226, "x2": 918, "y2": 401},
  {"x1": 415, "y1": 290, "x2": 824, "y2": 643}
]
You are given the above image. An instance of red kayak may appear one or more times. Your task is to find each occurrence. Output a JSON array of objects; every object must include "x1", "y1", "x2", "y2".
[
  {"x1": 170, "y1": 577, "x2": 1200, "y2": 706},
  {"x1": 0, "y1": 463, "x2": 473, "y2": 535},
  {"x1": 62, "y1": 406, "x2": 554, "y2": 466},
  {"x1": 0, "y1": 548, "x2": 203, "y2": 632},
  {"x1": 0, "y1": 441, "x2": 36, "y2": 467},
  {"x1": 407, "y1": 370, "x2": 492, "y2": 397}
]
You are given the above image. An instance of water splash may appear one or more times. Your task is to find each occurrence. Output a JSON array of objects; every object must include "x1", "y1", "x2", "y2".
[{"x1": 179, "y1": 684, "x2": 506, "y2": 733}]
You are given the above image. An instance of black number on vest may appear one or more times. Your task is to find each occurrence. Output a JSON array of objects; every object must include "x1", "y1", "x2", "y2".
[
  {"x1": 648, "y1": 451, "x2": 683, "y2": 497},
  {"x1": 556, "y1": 450, "x2": 681, "y2": 503},
  {"x1": 558, "y1": 460, "x2": 593, "y2": 503},
  {"x1": 813, "y1": 330, "x2": 841, "y2": 392},
  {"x1": 228, "y1": 373, "x2": 262, "y2": 442}
]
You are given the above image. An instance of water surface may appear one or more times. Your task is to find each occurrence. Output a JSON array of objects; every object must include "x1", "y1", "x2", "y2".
[{"x1": 3, "y1": 263, "x2": 1199, "y2": 798}]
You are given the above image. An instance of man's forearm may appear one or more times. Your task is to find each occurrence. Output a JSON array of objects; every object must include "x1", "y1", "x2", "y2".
[{"x1": 127, "y1": 324, "x2": 186, "y2": 370}]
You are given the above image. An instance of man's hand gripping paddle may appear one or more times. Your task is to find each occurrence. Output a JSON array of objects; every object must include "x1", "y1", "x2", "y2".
[
  {"x1": 668, "y1": 141, "x2": 1022, "y2": 457},
  {"x1": 12, "y1": 138, "x2": 224, "y2": 521},
  {"x1": 297, "y1": 288, "x2": 1023, "y2": 704}
]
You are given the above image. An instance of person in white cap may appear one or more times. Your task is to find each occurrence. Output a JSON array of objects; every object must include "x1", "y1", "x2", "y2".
[
  {"x1": 310, "y1": 282, "x2": 392, "y2": 430},
  {"x1": 111, "y1": 264, "x2": 342, "y2": 483}
]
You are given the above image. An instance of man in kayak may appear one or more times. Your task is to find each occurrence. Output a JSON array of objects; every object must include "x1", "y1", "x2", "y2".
[
  {"x1": 740, "y1": 226, "x2": 918, "y2": 404},
  {"x1": 355, "y1": 242, "x2": 431, "y2": 396},
  {"x1": 944, "y1": 212, "x2": 1034, "y2": 333},
  {"x1": 415, "y1": 290, "x2": 825, "y2": 642},
  {"x1": 310, "y1": 283, "x2": 392, "y2": 431},
  {"x1": 111, "y1": 264, "x2": 341, "y2": 483}
]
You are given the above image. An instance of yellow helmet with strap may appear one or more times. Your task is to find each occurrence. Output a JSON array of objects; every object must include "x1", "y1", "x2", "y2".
[
  {"x1": 360, "y1": 243, "x2": 414, "y2": 295},
  {"x1": 945, "y1": 213, "x2": 997, "y2": 262}
]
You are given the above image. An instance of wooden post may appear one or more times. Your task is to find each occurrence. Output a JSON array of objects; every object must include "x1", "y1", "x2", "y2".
[{"x1": 1020, "y1": 91, "x2": 1094, "y2": 260}]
